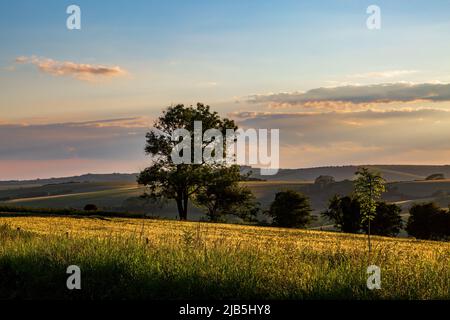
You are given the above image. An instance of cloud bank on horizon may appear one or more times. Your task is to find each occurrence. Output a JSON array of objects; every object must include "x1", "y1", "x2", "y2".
[
  {"x1": 0, "y1": 117, "x2": 149, "y2": 180},
  {"x1": 3, "y1": 97, "x2": 450, "y2": 179},
  {"x1": 247, "y1": 83, "x2": 450, "y2": 107}
]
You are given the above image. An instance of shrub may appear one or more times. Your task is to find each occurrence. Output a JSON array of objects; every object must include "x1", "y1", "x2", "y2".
[
  {"x1": 83, "y1": 204, "x2": 98, "y2": 211},
  {"x1": 425, "y1": 173, "x2": 445, "y2": 181},
  {"x1": 362, "y1": 202, "x2": 403, "y2": 237}
]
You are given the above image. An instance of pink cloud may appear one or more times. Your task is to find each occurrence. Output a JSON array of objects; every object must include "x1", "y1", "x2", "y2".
[{"x1": 15, "y1": 56, "x2": 127, "y2": 82}]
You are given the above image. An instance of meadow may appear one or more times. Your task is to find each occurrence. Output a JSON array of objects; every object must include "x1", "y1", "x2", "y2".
[{"x1": 0, "y1": 215, "x2": 449, "y2": 300}]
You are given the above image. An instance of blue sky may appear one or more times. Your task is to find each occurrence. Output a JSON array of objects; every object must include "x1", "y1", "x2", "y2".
[{"x1": 2, "y1": 1, "x2": 450, "y2": 179}]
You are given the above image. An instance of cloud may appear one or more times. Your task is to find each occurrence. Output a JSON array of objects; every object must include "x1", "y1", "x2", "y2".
[
  {"x1": 4, "y1": 109, "x2": 450, "y2": 179},
  {"x1": 196, "y1": 81, "x2": 219, "y2": 88},
  {"x1": 247, "y1": 83, "x2": 450, "y2": 107},
  {"x1": 231, "y1": 108, "x2": 450, "y2": 168},
  {"x1": 0, "y1": 117, "x2": 149, "y2": 162},
  {"x1": 348, "y1": 70, "x2": 418, "y2": 79},
  {"x1": 69, "y1": 117, "x2": 151, "y2": 128},
  {"x1": 15, "y1": 56, "x2": 127, "y2": 82}
]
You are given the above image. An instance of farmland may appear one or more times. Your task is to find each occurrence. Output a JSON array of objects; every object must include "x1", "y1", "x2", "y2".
[
  {"x1": 3, "y1": 177, "x2": 450, "y2": 230},
  {"x1": 0, "y1": 215, "x2": 449, "y2": 299}
]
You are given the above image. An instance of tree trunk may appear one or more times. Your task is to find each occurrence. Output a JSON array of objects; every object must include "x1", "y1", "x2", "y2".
[
  {"x1": 368, "y1": 179, "x2": 373, "y2": 262},
  {"x1": 181, "y1": 194, "x2": 188, "y2": 220},
  {"x1": 175, "y1": 197, "x2": 184, "y2": 220},
  {"x1": 368, "y1": 219, "x2": 371, "y2": 262}
]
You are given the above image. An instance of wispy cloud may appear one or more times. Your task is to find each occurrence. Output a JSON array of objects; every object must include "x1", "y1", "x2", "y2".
[
  {"x1": 348, "y1": 70, "x2": 418, "y2": 79},
  {"x1": 15, "y1": 56, "x2": 127, "y2": 82},
  {"x1": 247, "y1": 83, "x2": 450, "y2": 108}
]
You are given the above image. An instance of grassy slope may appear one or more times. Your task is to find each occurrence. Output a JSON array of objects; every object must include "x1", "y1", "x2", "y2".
[{"x1": 0, "y1": 216, "x2": 449, "y2": 299}]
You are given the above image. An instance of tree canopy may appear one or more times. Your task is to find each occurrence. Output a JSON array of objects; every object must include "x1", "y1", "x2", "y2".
[
  {"x1": 267, "y1": 190, "x2": 313, "y2": 228},
  {"x1": 138, "y1": 103, "x2": 238, "y2": 220},
  {"x1": 407, "y1": 203, "x2": 450, "y2": 240},
  {"x1": 322, "y1": 195, "x2": 402, "y2": 236}
]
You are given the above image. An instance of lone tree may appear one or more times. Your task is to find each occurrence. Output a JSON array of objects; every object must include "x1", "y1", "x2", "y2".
[
  {"x1": 267, "y1": 190, "x2": 313, "y2": 228},
  {"x1": 138, "y1": 103, "x2": 237, "y2": 220},
  {"x1": 354, "y1": 168, "x2": 386, "y2": 257}
]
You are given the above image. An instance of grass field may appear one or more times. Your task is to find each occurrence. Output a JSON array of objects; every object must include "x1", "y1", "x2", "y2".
[{"x1": 0, "y1": 215, "x2": 449, "y2": 300}]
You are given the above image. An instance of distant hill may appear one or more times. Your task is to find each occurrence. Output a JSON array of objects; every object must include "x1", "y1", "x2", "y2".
[
  {"x1": 245, "y1": 165, "x2": 450, "y2": 182},
  {"x1": 2, "y1": 165, "x2": 450, "y2": 187},
  {"x1": 0, "y1": 173, "x2": 137, "y2": 187}
]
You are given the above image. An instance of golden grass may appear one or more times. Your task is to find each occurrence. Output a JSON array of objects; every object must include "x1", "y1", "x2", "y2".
[{"x1": 0, "y1": 215, "x2": 449, "y2": 299}]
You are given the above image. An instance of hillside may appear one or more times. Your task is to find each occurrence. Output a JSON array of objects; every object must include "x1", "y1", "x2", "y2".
[
  {"x1": 0, "y1": 173, "x2": 137, "y2": 188},
  {"x1": 246, "y1": 165, "x2": 450, "y2": 182}
]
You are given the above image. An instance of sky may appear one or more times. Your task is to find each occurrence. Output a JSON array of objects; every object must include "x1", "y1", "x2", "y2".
[{"x1": 2, "y1": 0, "x2": 450, "y2": 179}]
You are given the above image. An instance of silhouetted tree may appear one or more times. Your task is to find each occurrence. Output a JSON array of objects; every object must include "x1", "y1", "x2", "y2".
[
  {"x1": 362, "y1": 202, "x2": 403, "y2": 237},
  {"x1": 83, "y1": 204, "x2": 98, "y2": 211},
  {"x1": 407, "y1": 203, "x2": 450, "y2": 240},
  {"x1": 267, "y1": 190, "x2": 313, "y2": 228},
  {"x1": 323, "y1": 196, "x2": 402, "y2": 236},
  {"x1": 322, "y1": 195, "x2": 361, "y2": 233},
  {"x1": 138, "y1": 103, "x2": 237, "y2": 220}
]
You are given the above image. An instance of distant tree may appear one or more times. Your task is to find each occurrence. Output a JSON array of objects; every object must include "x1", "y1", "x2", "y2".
[
  {"x1": 425, "y1": 173, "x2": 445, "y2": 181},
  {"x1": 83, "y1": 204, "x2": 98, "y2": 211},
  {"x1": 267, "y1": 190, "x2": 313, "y2": 228},
  {"x1": 354, "y1": 168, "x2": 386, "y2": 256},
  {"x1": 362, "y1": 202, "x2": 403, "y2": 237},
  {"x1": 314, "y1": 175, "x2": 335, "y2": 188},
  {"x1": 137, "y1": 103, "x2": 237, "y2": 220},
  {"x1": 194, "y1": 165, "x2": 259, "y2": 222},
  {"x1": 407, "y1": 203, "x2": 450, "y2": 240},
  {"x1": 322, "y1": 195, "x2": 361, "y2": 233}
]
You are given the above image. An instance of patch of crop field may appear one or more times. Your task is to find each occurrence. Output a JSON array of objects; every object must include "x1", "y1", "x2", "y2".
[
  {"x1": 0, "y1": 182, "x2": 138, "y2": 202},
  {"x1": 0, "y1": 216, "x2": 449, "y2": 299}
]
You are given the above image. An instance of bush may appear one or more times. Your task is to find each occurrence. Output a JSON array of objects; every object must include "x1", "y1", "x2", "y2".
[
  {"x1": 267, "y1": 190, "x2": 312, "y2": 228},
  {"x1": 322, "y1": 195, "x2": 361, "y2": 233},
  {"x1": 83, "y1": 204, "x2": 98, "y2": 211},
  {"x1": 407, "y1": 203, "x2": 450, "y2": 240},
  {"x1": 362, "y1": 202, "x2": 403, "y2": 237},
  {"x1": 314, "y1": 175, "x2": 335, "y2": 188},
  {"x1": 425, "y1": 173, "x2": 445, "y2": 181}
]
